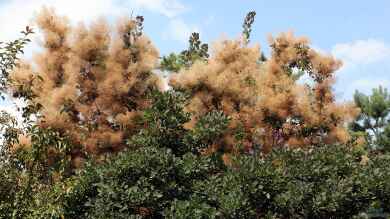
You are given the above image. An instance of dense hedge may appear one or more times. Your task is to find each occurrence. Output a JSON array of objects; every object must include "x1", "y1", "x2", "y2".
[{"x1": 25, "y1": 144, "x2": 390, "y2": 218}]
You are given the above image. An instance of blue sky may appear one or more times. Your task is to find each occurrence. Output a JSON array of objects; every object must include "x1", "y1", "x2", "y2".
[{"x1": 0, "y1": 0, "x2": 389, "y2": 105}]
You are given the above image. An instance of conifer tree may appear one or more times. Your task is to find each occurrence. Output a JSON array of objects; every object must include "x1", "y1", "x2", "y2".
[{"x1": 351, "y1": 86, "x2": 390, "y2": 150}]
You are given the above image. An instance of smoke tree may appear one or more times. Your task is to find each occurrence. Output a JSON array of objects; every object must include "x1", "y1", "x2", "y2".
[
  {"x1": 6, "y1": 9, "x2": 361, "y2": 169},
  {"x1": 9, "y1": 8, "x2": 162, "y2": 166},
  {"x1": 170, "y1": 32, "x2": 359, "y2": 156}
]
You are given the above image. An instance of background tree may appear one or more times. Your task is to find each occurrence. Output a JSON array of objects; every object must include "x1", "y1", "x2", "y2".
[
  {"x1": 351, "y1": 86, "x2": 390, "y2": 151},
  {"x1": 242, "y1": 11, "x2": 256, "y2": 44},
  {"x1": 160, "y1": 32, "x2": 209, "y2": 73}
]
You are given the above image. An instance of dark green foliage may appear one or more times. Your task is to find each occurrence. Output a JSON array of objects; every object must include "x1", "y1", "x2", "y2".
[
  {"x1": 164, "y1": 198, "x2": 218, "y2": 218},
  {"x1": 160, "y1": 32, "x2": 209, "y2": 72},
  {"x1": 182, "y1": 32, "x2": 209, "y2": 65},
  {"x1": 30, "y1": 143, "x2": 390, "y2": 218},
  {"x1": 0, "y1": 161, "x2": 23, "y2": 218},
  {"x1": 242, "y1": 11, "x2": 269, "y2": 64},
  {"x1": 131, "y1": 90, "x2": 230, "y2": 156},
  {"x1": 183, "y1": 144, "x2": 390, "y2": 218},
  {"x1": 159, "y1": 53, "x2": 184, "y2": 72},
  {"x1": 0, "y1": 110, "x2": 74, "y2": 218},
  {"x1": 242, "y1": 11, "x2": 256, "y2": 44},
  {"x1": 32, "y1": 147, "x2": 222, "y2": 218},
  {"x1": 352, "y1": 86, "x2": 390, "y2": 150},
  {"x1": 130, "y1": 90, "x2": 191, "y2": 155},
  {"x1": 3, "y1": 125, "x2": 75, "y2": 218},
  {"x1": 186, "y1": 111, "x2": 230, "y2": 153}
]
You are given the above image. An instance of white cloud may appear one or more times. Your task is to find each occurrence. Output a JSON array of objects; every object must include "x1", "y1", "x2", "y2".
[
  {"x1": 0, "y1": 0, "x2": 130, "y2": 61},
  {"x1": 0, "y1": 0, "x2": 192, "y2": 58},
  {"x1": 164, "y1": 18, "x2": 199, "y2": 44},
  {"x1": 329, "y1": 39, "x2": 390, "y2": 100},
  {"x1": 352, "y1": 78, "x2": 390, "y2": 91},
  {"x1": 0, "y1": 0, "x2": 126, "y2": 42},
  {"x1": 0, "y1": 0, "x2": 188, "y2": 42},
  {"x1": 332, "y1": 39, "x2": 390, "y2": 69},
  {"x1": 132, "y1": 0, "x2": 187, "y2": 18},
  {"x1": 336, "y1": 78, "x2": 390, "y2": 100}
]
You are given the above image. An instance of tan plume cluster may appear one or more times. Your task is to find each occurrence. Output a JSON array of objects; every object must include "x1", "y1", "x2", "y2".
[
  {"x1": 170, "y1": 39, "x2": 264, "y2": 153},
  {"x1": 10, "y1": 8, "x2": 162, "y2": 158},
  {"x1": 10, "y1": 8, "x2": 359, "y2": 161},
  {"x1": 10, "y1": 134, "x2": 32, "y2": 153},
  {"x1": 170, "y1": 32, "x2": 359, "y2": 153}
]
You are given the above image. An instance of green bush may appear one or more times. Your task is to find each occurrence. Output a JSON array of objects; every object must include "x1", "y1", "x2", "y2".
[{"x1": 30, "y1": 144, "x2": 390, "y2": 218}]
